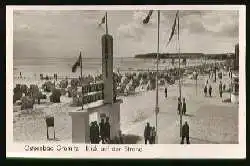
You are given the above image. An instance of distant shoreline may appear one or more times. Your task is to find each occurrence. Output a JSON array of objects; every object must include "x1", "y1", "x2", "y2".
[{"x1": 134, "y1": 53, "x2": 235, "y2": 60}]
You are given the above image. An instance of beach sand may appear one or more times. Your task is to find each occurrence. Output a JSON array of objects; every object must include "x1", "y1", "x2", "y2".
[{"x1": 12, "y1": 71, "x2": 238, "y2": 144}]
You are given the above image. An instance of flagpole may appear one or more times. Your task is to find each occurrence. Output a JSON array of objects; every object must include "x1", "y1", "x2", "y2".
[
  {"x1": 155, "y1": 10, "x2": 160, "y2": 140},
  {"x1": 177, "y1": 11, "x2": 182, "y2": 137},
  {"x1": 105, "y1": 12, "x2": 108, "y2": 34},
  {"x1": 80, "y1": 52, "x2": 83, "y2": 110}
]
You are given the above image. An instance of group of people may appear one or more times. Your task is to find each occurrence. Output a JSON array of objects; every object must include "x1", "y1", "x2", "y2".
[
  {"x1": 204, "y1": 80, "x2": 213, "y2": 97},
  {"x1": 144, "y1": 122, "x2": 157, "y2": 144},
  {"x1": 144, "y1": 121, "x2": 190, "y2": 144},
  {"x1": 177, "y1": 97, "x2": 187, "y2": 115},
  {"x1": 89, "y1": 117, "x2": 111, "y2": 144},
  {"x1": 204, "y1": 79, "x2": 227, "y2": 98}
]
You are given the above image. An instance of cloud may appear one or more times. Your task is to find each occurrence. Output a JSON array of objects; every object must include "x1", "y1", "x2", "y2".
[
  {"x1": 117, "y1": 23, "x2": 145, "y2": 41},
  {"x1": 117, "y1": 10, "x2": 158, "y2": 41},
  {"x1": 13, "y1": 10, "x2": 239, "y2": 60},
  {"x1": 179, "y1": 10, "x2": 239, "y2": 38}
]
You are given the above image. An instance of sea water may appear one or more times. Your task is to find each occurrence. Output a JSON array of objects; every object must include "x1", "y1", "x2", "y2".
[{"x1": 13, "y1": 56, "x2": 216, "y2": 80}]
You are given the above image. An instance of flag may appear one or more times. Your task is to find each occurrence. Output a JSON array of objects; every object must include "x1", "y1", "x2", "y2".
[
  {"x1": 166, "y1": 11, "x2": 179, "y2": 47},
  {"x1": 72, "y1": 52, "x2": 82, "y2": 72},
  {"x1": 143, "y1": 10, "x2": 153, "y2": 24},
  {"x1": 99, "y1": 15, "x2": 106, "y2": 26}
]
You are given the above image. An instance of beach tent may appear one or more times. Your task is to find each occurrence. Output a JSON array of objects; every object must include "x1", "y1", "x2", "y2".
[
  {"x1": 121, "y1": 76, "x2": 127, "y2": 84},
  {"x1": 139, "y1": 78, "x2": 145, "y2": 85},
  {"x1": 128, "y1": 79, "x2": 133, "y2": 86},
  {"x1": 146, "y1": 80, "x2": 151, "y2": 91}
]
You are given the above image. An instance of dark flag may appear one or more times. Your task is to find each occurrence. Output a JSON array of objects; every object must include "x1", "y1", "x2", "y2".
[
  {"x1": 99, "y1": 15, "x2": 106, "y2": 26},
  {"x1": 72, "y1": 53, "x2": 82, "y2": 73},
  {"x1": 166, "y1": 11, "x2": 179, "y2": 47},
  {"x1": 143, "y1": 10, "x2": 153, "y2": 24}
]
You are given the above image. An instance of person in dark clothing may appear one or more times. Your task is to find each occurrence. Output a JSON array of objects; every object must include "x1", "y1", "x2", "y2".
[
  {"x1": 94, "y1": 121, "x2": 100, "y2": 144},
  {"x1": 182, "y1": 98, "x2": 186, "y2": 115},
  {"x1": 204, "y1": 85, "x2": 207, "y2": 97},
  {"x1": 181, "y1": 121, "x2": 190, "y2": 144},
  {"x1": 150, "y1": 127, "x2": 156, "y2": 144},
  {"x1": 209, "y1": 85, "x2": 212, "y2": 97},
  {"x1": 90, "y1": 122, "x2": 95, "y2": 144},
  {"x1": 164, "y1": 86, "x2": 168, "y2": 98},
  {"x1": 118, "y1": 130, "x2": 124, "y2": 144},
  {"x1": 219, "y1": 81, "x2": 223, "y2": 98},
  {"x1": 104, "y1": 117, "x2": 111, "y2": 143},
  {"x1": 144, "y1": 122, "x2": 151, "y2": 144},
  {"x1": 99, "y1": 119, "x2": 106, "y2": 144},
  {"x1": 177, "y1": 97, "x2": 182, "y2": 115},
  {"x1": 223, "y1": 84, "x2": 226, "y2": 92}
]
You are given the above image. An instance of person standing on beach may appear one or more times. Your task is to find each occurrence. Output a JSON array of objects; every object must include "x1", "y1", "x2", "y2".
[
  {"x1": 182, "y1": 98, "x2": 186, "y2": 115},
  {"x1": 223, "y1": 84, "x2": 226, "y2": 92},
  {"x1": 99, "y1": 119, "x2": 106, "y2": 144},
  {"x1": 204, "y1": 85, "x2": 208, "y2": 97},
  {"x1": 219, "y1": 81, "x2": 223, "y2": 98},
  {"x1": 209, "y1": 85, "x2": 212, "y2": 97},
  {"x1": 177, "y1": 97, "x2": 182, "y2": 115},
  {"x1": 94, "y1": 121, "x2": 100, "y2": 144},
  {"x1": 164, "y1": 86, "x2": 168, "y2": 98},
  {"x1": 181, "y1": 121, "x2": 190, "y2": 144},
  {"x1": 104, "y1": 117, "x2": 111, "y2": 143},
  {"x1": 90, "y1": 122, "x2": 95, "y2": 144},
  {"x1": 19, "y1": 72, "x2": 22, "y2": 78},
  {"x1": 150, "y1": 127, "x2": 156, "y2": 144},
  {"x1": 144, "y1": 123, "x2": 151, "y2": 144}
]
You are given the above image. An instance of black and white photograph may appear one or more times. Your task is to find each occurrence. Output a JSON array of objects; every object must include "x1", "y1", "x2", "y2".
[{"x1": 6, "y1": 5, "x2": 246, "y2": 158}]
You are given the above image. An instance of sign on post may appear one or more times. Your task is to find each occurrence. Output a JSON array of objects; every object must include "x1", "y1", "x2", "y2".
[
  {"x1": 45, "y1": 116, "x2": 55, "y2": 140},
  {"x1": 81, "y1": 82, "x2": 105, "y2": 104}
]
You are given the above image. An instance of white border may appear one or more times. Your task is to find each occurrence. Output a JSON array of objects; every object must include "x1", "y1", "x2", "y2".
[{"x1": 6, "y1": 5, "x2": 246, "y2": 159}]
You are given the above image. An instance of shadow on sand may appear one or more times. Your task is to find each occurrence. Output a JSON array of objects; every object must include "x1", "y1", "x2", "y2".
[
  {"x1": 183, "y1": 113, "x2": 195, "y2": 117},
  {"x1": 189, "y1": 137, "x2": 220, "y2": 144},
  {"x1": 47, "y1": 138, "x2": 60, "y2": 141},
  {"x1": 122, "y1": 134, "x2": 142, "y2": 144}
]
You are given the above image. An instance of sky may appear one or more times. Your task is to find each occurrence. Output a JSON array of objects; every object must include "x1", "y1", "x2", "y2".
[{"x1": 13, "y1": 10, "x2": 239, "y2": 59}]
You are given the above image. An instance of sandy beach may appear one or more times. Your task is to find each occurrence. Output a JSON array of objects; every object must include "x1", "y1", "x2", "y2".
[{"x1": 13, "y1": 69, "x2": 238, "y2": 144}]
